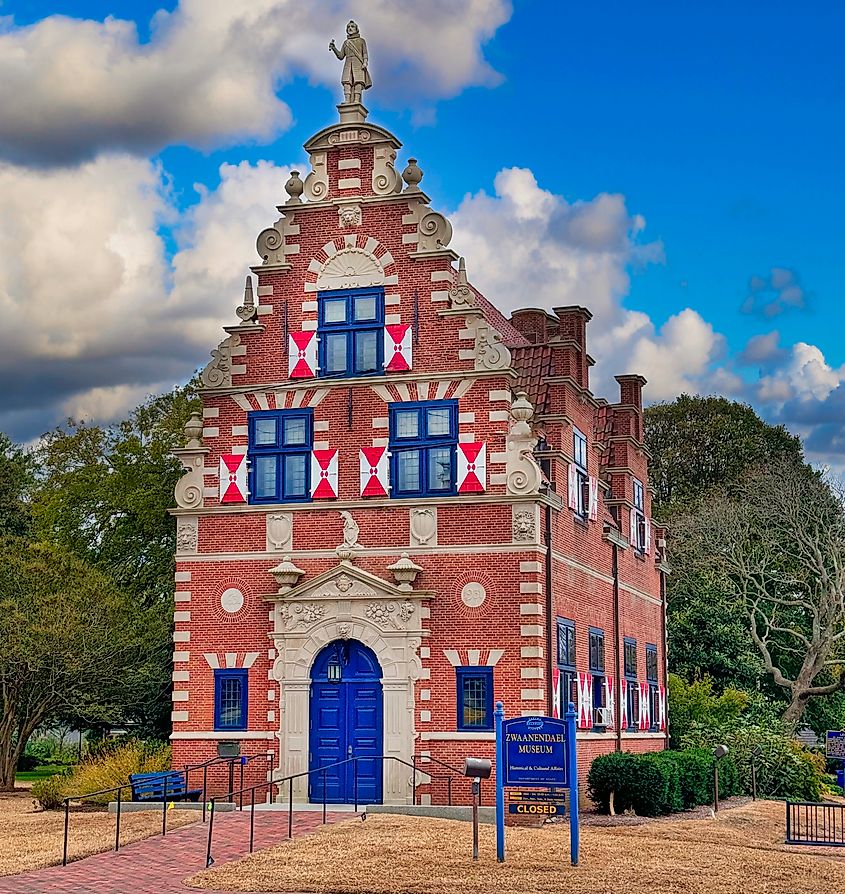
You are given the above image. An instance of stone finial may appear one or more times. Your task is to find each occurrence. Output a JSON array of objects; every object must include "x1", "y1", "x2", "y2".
[
  {"x1": 269, "y1": 556, "x2": 306, "y2": 593},
  {"x1": 284, "y1": 171, "x2": 304, "y2": 204},
  {"x1": 183, "y1": 411, "x2": 203, "y2": 448},
  {"x1": 402, "y1": 158, "x2": 423, "y2": 191},
  {"x1": 505, "y1": 392, "x2": 543, "y2": 496},
  {"x1": 387, "y1": 552, "x2": 423, "y2": 591},
  {"x1": 449, "y1": 257, "x2": 475, "y2": 308},
  {"x1": 236, "y1": 276, "x2": 257, "y2": 325}
]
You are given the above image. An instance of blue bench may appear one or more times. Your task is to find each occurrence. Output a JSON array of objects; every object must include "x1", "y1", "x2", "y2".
[{"x1": 129, "y1": 772, "x2": 202, "y2": 802}]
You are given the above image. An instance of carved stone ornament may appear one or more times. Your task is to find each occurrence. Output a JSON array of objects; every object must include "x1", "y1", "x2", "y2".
[
  {"x1": 474, "y1": 319, "x2": 511, "y2": 371},
  {"x1": 284, "y1": 170, "x2": 304, "y2": 204},
  {"x1": 176, "y1": 518, "x2": 198, "y2": 554},
  {"x1": 317, "y1": 247, "x2": 384, "y2": 290},
  {"x1": 183, "y1": 412, "x2": 203, "y2": 448},
  {"x1": 387, "y1": 553, "x2": 423, "y2": 591},
  {"x1": 409, "y1": 507, "x2": 437, "y2": 547},
  {"x1": 505, "y1": 393, "x2": 544, "y2": 496},
  {"x1": 269, "y1": 556, "x2": 306, "y2": 593},
  {"x1": 304, "y1": 150, "x2": 329, "y2": 201},
  {"x1": 402, "y1": 158, "x2": 423, "y2": 192},
  {"x1": 417, "y1": 210, "x2": 453, "y2": 253},
  {"x1": 266, "y1": 512, "x2": 292, "y2": 552},
  {"x1": 512, "y1": 505, "x2": 538, "y2": 543},
  {"x1": 256, "y1": 210, "x2": 298, "y2": 267},
  {"x1": 201, "y1": 333, "x2": 242, "y2": 388},
  {"x1": 173, "y1": 450, "x2": 206, "y2": 510},
  {"x1": 235, "y1": 276, "x2": 257, "y2": 325},
  {"x1": 280, "y1": 602, "x2": 326, "y2": 630},
  {"x1": 372, "y1": 146, "x2": 403, "y2": 196},
  {"x1": 449, "y1": 257, "x2": 475, "y2": 309},
  {"x1": 338, "y1": 204, "x2": 362, "y2": 228},
  {"x1": 336, "y1": 511, "x2": 360, "y2": 560}
]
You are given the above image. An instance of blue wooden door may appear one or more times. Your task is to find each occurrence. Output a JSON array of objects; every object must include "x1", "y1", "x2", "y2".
[{"x1": 309, "y1": 640, "x2": 383, "y2": 803}]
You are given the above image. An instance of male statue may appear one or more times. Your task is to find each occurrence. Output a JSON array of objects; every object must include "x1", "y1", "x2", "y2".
[{"x1": 329, "y1": 21, "x2": 372, "y2": 104}]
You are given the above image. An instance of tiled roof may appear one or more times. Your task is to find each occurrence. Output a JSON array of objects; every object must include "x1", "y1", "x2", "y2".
[
  {"x1": 470, "y1": 285, "x2": 531, "y2": 348},
  {"x1": 512, "y1": 343, "x2": 554, "y2": 414}
]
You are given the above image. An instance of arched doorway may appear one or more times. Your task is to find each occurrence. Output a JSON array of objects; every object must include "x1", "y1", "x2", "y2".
[{"x1": 309, "y1": 639, "x2": 383, "y2": 804}]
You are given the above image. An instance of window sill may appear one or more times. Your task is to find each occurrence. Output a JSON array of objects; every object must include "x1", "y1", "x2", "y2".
[{"x1": 573, "y1": 514, "x2": 589, "y2": 529}]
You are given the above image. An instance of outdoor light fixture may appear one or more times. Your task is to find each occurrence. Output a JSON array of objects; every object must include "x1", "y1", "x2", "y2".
[
  {"x1": 712, "y1": 743, "x2": 729, "y2": 812},
  {"x1": 463, "y1": 758, "x2": 492, "y2": 861},
  {"x1": 327, "y1": 661, "x2": 342, "y2": 682}
]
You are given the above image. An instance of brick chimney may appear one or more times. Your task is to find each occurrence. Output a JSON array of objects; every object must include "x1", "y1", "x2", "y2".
[
  {"x1": 550, "y1": 306, "x2": 593, "y2": 390},
  {"x1": 614, "y1": 374, "x2": 647, "y2": 442},
  {"x1": 509, "y1": 308, "x2": 558, "y2": 344}
]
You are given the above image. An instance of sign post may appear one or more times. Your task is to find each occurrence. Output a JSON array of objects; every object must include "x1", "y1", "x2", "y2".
[
  {"x1": 826, "y1": 731, "x2": 845, "y2": 789},
  {"x1": 494, "y1": 700, "x2": 580, "y2": 866}
]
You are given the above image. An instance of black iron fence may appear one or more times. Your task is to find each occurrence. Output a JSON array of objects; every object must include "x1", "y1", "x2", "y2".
[
  {"x1": 60, "y1": 752, "x2": 274, "y2": 866},
  {"x1": 786, "y1": 801, "x2": 845, "y2": 847}
]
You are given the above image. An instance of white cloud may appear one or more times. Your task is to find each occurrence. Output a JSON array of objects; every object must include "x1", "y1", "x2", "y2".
[
  {"x1": 757, "y1": 342, "x2": 844, "y2": 404},
  {"x1": 0, "y1": 0, "x2": 511, "y2": 165}
]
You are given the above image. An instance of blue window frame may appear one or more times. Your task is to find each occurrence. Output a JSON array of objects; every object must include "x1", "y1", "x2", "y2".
[
  {"x1": 388, "y1": 400, "x2": 458, "y2": 498},
  {"x1": 318, "y1": 287, "x2": 384, "y2": 378},
  {"x1": 646, "y1": 643, "x2": 659, "y2": 731},
  {"x1": 214, "y1": 669, "x2": 248, "y2": 731},
  {"x1": 589, "y1": 627, "x2": 607, "y2": 728},
  {"x1": 624, "y1": 637, "x2": 639, "y2": 730},
  {"x1": 556, "y1": 618, "x2": 577, "y2": 717},
  {"x1": 456, "y1": 666, "x2": 494, "y2": 731},
  {"x1": 248, "y1": 409, "x2": 313, "y2": 503}
]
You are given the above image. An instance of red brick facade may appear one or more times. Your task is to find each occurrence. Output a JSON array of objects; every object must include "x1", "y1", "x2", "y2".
[{"x1": 170, "y1": 100, "x2": 668, "y2": 804}]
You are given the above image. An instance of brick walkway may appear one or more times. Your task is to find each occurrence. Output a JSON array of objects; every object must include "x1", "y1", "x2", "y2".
[{"x1": 1, "y1": 810, "x2": 349, "y2": 894}]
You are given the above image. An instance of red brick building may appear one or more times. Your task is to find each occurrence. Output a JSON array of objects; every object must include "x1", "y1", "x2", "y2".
[{"x1": 170, "y1": 85, "x2": 669, "y2": 805}]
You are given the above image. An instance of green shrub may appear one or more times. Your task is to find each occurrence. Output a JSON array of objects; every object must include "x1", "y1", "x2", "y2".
[
  {"x1": 587, "y1": 751, "x2": 682, "y2": 816},
  {"x1": 667, "y1": 674, "x2": 749, "y2": 746},
  {"x1": 656, "y1": 748, "x2": 713, "y2": 808},
  {"x1": 47, "y1": 740, "x2": 170, "y2": 807},
  {"x1": 32, "y1": 771, "x2": 71, "y2": 810},
  {"x1": 25, "y1": 735, "x2": 79, "y2": 767}
]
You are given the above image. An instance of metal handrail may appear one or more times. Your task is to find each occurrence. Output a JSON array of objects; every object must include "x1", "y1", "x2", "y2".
[
  {"x1": 204, "y1": 753, "x2": 477, "y2": 868},
  {"x1": 59, "y1": 752, "x2": 275, "y2": 866}
]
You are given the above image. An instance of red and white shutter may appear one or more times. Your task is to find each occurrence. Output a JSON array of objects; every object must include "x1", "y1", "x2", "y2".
[
  {"x1": 577, "y1": 672, "x2": 593, "y2": 729},
  {"x1": 603, "y1": 676, "x2": 615, "y2": 729},
  {"x1": 384, "y1": 324, "x2": 412, "y2": 372},
  {"x1": 630, "y1": 510, "x2": 638, "y2": 548},
  {"x1": 639, "y1": 682, "x2": 651, "y2": 730},
  {"x1": 643, "y1": 517, "x2": 652, "y2": 555},
  {"x1": 288, "y1": 331, "x2": 317, "y2": 378},
  {"x1": 457, "y1": 442, "x2": 486, "y2": 493},
  {"x1": 588, "y1": 475, "x2": 599, "y2": 521},
  {"x1": 659, "y1": 685, "x2": 667, "y2": 731},
  {"x1": 219, "y1": 454, "x2": 248, "y2": 503},
  {"x1": 310, "y1": 449, "x2": 338, "y2": 499},
  {"x1": 619, "y1": 678, "x2": 629, "y2": 729},
  {"x1": 552, "y1": 667, "x2": 561, "y2": 719},
  {"x1": 359, "y1": 446, "x2": 389, "y2": 497},
  {"x1": 568, "y1": 463, "x2": 579, "y2": 510}
]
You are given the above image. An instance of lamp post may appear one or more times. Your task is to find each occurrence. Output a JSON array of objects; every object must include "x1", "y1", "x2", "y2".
[
  {"x1": 750, "y1": 744, "x2": 762, "y2": 801},
  {"x1": 712, "y1": 744, "x2": 729, "y2": 813}
]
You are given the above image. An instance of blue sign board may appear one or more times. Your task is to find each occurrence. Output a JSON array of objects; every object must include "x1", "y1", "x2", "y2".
[
  {"x1": 826, "y1": 731, "x2": 845, "y2": 760},
  {"x1": 502, "y1": 716, "x2": 567, "y2": 787}
]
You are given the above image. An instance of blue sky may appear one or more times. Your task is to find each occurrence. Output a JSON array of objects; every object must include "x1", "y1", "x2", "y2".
[{"x1": 1, "y1": 1, "x2": 844, "y2": 463}]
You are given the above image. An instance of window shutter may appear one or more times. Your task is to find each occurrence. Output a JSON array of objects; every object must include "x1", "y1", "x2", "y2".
[
  {"x1": 288, "y1": 331, "x2": 317, "y2": 378},
  {"x1": 310, "y1": 449, "x2": 338, "y2": 499},
  {"x1": 643, "y1": 517, "x2": 652, "y2": 555},
  {"x1": 219, "y1": 454, "x2": 248, "y2": 503},
  {"x1": 359, "y1": 446, "x2": 389, "y2": 497},
  {"x1": 603, "y1": 676, "x2": 615, "y2": 729},
  {"x1": 552, "y1": 667, "x2": 561, "y2": 719},
  {"x1": 588, "y1": 476, "x2": 599, "y2": 521},
  {"x1": 384, "y1": 324, "x2": 412, "y2": 372},
  {"x1": 639, "y1": 682, "x2": 651, "y2": 730},
  {"x1": 619, "y1": 678, "x2": 628, "y2": 729},
  {"x1": 457, "y1": 442, "x2": 486, "y2": 493},
  {"x1": 568, "y1": 463, "x2": 579, "y2": 511},
  {"x1": 630, "y1": 510, "x2": 638, "y2": 548},
  {"x1": 577, "y1": 672, "x2": 591, "y2": 729},
  {"x1": 659, "y1": 685, "x2": 667, "y2": 731}
]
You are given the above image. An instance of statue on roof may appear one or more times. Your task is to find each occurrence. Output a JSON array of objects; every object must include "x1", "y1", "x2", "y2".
[{"x1": 329, "y1": 21, "x2": 372, "y2": 104}]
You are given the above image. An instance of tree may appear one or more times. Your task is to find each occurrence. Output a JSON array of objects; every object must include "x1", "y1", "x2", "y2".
[
  {"x1": 671, "y1": 462, "x2": 845, "y2": 726},
  {"x1": 645, "y1": 395, "x2": 803, "y2": 519},
  {"x1": 0, "y1": 538, "x2": 169, "y2": 790},
  {"x1": 0, "y1": 433, "x2": 34, "y2": 537}
]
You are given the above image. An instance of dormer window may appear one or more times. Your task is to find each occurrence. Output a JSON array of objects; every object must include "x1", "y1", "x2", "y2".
[{"x1": 318, "y1": 287, "x2": 384, "y2": 377}]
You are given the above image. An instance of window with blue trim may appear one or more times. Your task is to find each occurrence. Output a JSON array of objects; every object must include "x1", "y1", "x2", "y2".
[
  {"x1": 214, "y1": 669, "x2": 248, "y2": 731},
  {"x1": 556, "y1": 618, "x2": 577, "y2": 717},
  {"x1": 624, "y1": 637, "x2": 639, "y2": 730},
  {"x1": 388, "y1": 400, "x2": 458, "y2": 498},
  {"x1": 646, "y1": 644, "x2": 659, "y2": 731},
  {"x1": 589, "y1": 628, "x2": 607, "y2": 728},
  {"x1": 456, "y1": 666, "x2": 494, "y2": 731},
  {"x1": 318, "y1": 287, "x2": 384, "y2": 377},
  {"x1": 248, "y1": 409, "x2": 313, "y2": 503}
]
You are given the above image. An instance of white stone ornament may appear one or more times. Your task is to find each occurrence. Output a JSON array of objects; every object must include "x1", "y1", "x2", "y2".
[
  {"x1": 460, "y1": 582, "x2": 487, "y2": 608},
  {"x1": 220, "y1": 588, "x2": 245, "y2": 614}
]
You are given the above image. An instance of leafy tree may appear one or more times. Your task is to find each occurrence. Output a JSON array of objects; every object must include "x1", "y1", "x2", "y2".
[
  {"x1": 0, "y1": 433, "x2": 35, "y2": 537},
  {"x1": 672, "y1": 462, "x2": 845, "y2": 726},
  {"x1": 645, "y1": 394, "x2": 803, "y2": 519},
  {"x1": 0, "y1": 538, "x2": 169, "y2": 790},
  {"x1": 667, "y1": 673, "x2": 749, "y2": 746}
]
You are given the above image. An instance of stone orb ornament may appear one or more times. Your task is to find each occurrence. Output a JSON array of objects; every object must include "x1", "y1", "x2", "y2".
[
  {"x1": 460, "y1": 582, "x2": 487, "y2": 608},
  {"x1": 220, "y1": 587, "x2": 245, "y2": 614}
]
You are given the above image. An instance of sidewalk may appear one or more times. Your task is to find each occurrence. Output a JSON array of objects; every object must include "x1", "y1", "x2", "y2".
[{"x1": 1, "y1": 809, "x2": 349, "y2": 894}]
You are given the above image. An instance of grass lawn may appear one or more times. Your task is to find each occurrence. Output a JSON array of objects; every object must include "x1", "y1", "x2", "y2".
[
  {"x1": 0, "y1": 790, "x2": 198, "y2": 876},
  {"x1": 188, "y1": 800, "x2": 845, "y2": 894},
  {"x1": 15, "y1": 765, "x2": 71, "y2": 784}
]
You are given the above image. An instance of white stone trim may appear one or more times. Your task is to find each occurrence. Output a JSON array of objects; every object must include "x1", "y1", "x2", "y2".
[
  {"x1": 521, "y1": 646, "x2": 544, "y2": 658},
  {"x1": 420, "y1": 689, "x2": 431, "y2": 701},
  {"x1": 519, "y1": 604, "x2": 543, "y2": 616},
  {"x1": 172, "y1": 670, "x2": 190, "y2": 682},
  {"x1": 267, "y1": 689, "x2": 276, "y2": 701},
  {"x1": 458, "y1": 433, "x2": 476, "y2": 442},
  {"x1": 173, "y1": 651, "x2": 190, "y2": 663},
  {"x1": 173, "y1": 631, "x2": 190, "y2": 643},
  {"x1": 488, "y1": 389, "x2": 512, "y2": 403},
  {"x1": 232, "y1": 394, "x2": 253, "y2": 412},
  {"x1": 171, "y1": 710, "x2": 189, "y2": 723},
  {"x1": 520, "y1": 667, "x2": 543, "y2": 679},
  {"x1": 202, "y1": 407, "x2": 219, "y2": 418},
  {"x1": 488, "y1": 410, "x2": 510, "y2": 423},
  {"x1": 243, "y1": 652, "x2": 260, "y2": 669},
  {"x1": 520, "y1": 561, "x2": 542, "y2": 573},
  {"x1": 521, "y1": 688, "x2": 545, "y2": 701},
  {"x1": 385, "y1": 313, "x2": 402, "y2": 325},
  {"x1": 338, "y1": 158, "x2": 361, "y2": 170},
  {"x1": 314, "y1": 420, "x2": 330, "y2": 432},
  {"x1": 384, "y1": 293, "x2": 401, "y2": 306},
  {"x1": 487, "y1": 649, "x2": 505, "y2": 666},
  {"x1": 170, "y1": 731, "x2": 275, "y2": 741},
  {"x1": 172, "y1": 691, "x2": 189, "y2": 702},
  {"x1": 175, "y1": 571, "x2": 192, "y2": 583},
  {"x1": 520, "y1": 582, "x2": 543, "y2": 594},
  {"x1": 372, "y1": 417, "x2": 389, "y2": 428},
  {"x1": 302, "y1": 300, "x2": 318, "y2": 312},
  {"x1": 257, "y1": 305, "x2": 273, "y2": 316},
  {"x1": 204, "y1": 653, "x2": 220, "y2": 668},
  {"x1": 459, "y1": 412, "x2": 476, "y2": 424},
  {"x1": 225, "y1": 652, "x2": 237, "y2": 668},
  {"x1": 520, "y1": 625, "x2": 543, "y2": 637},
  {"x1": 419, "y1": 732, "x2": 496, "y2": 741},
  {"x1": 420, "y1": 648, "x2": 431, "y2": 659},
  {"x1": 174, "y1": 591, "x2": 191, "y2": 603},
  {"x1": 338, "y1": 177, "x2": 361, "y2": 190},
  {"x1": 420, "y1": 711, "x2": 431, "y2": 722},
  {"x1": 257, "y1": 284, "x2": 273, "y2": 297},
  {"x1": 203, "y1": 487, "x2": 217, "y2": 498},
  {"x1": 430, "y1": 289, "x2": 449, "y2": 303},
  {"x1": 250, "y1": 392, "x2": 270, "y2": 410},
  {"x1": 314, "y1": 441, "x2": 330, "y2": 451},
  {"x1": 443, "y1": 649, "x2": 461, "y2": 667},
  {"x1": 202, "y1": 427, "x2": 219, "y2": 438},
  {"x1": 267, "y1": 710, "x2": 276, "y2": 723},
  {"x1": 467, "y1": 649, "x2": 481, "y2": 666},
  {"x1": 431, "y1": 270, "x2": 454, "y2": 282},
  {"x1": 174, "y1": 611, "x2": 191, "y2": 623}
]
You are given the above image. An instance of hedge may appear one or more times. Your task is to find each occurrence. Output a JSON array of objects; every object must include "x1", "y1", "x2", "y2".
[{"x1": 587, "y1": 747, "x2": 741, "y2": 816}]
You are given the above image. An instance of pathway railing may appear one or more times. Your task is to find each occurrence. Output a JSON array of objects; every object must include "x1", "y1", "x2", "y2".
[
  {"x1": 786, "y1": 801, "x2": 845, "y2": 847},
  {"x1": 59, "y1": 752, "x2": 274, "y2": 866}
]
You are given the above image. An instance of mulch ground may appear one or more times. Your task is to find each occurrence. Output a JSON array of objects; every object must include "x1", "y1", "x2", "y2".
[{"x1": 188, "y1": 799, "x2": 845, "y2": 894}]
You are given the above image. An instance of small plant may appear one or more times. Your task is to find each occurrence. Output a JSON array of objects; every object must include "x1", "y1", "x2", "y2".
[{"x1": 32, "y1": 771, "x2": 71, "y2": 810}]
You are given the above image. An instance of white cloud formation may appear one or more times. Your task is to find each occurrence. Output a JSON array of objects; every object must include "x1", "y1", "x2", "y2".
[
  {"x1": 757, "y1": 342, "x2": 844, "y2": 404},
  {"x1": 0, "y1": 0, "x2": 511, "y2": 165}
]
